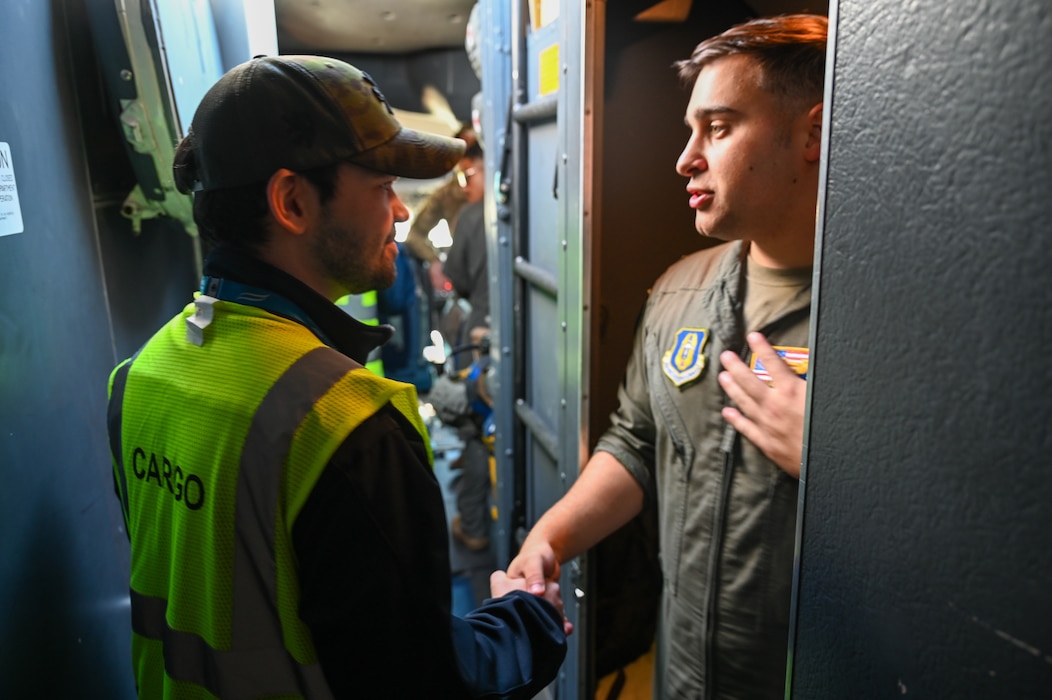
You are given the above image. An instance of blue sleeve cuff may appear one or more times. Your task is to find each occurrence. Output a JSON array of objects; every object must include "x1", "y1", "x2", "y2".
[{"x1": 450, "y1": 590, "x2": 567, "y2": 699}]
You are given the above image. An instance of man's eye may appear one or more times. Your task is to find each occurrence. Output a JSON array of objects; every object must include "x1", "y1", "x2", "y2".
[{"x1": 710, "y1": 123, "x2": 727, "y2": 135}]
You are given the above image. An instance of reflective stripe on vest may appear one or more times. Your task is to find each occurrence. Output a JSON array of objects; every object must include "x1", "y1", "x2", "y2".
[{"x1": 108, "y1": 356, "x2": 135, "y2": 534}]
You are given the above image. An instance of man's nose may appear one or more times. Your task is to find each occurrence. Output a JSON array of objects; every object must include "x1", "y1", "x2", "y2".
[
  {"x1": 676, "y1": 139, "x2": 707, "y2": 177},
  {"x1": 393, "y1": 194, "x2": 410, "y2": 222}
]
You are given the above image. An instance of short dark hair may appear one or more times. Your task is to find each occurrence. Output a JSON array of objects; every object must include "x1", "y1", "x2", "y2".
[
  {"x1": 463, "y1": 140, "x2": 484, "y2": 161},
  {"x1": 674, "y1": 14, "x2": 827, "y2": 110},
  {"x1": 173, "y1": 132, "x2": 341, "y2": 254},
  {"x1": 454, "y1": 123, "x2": 478, "y2": 147}
]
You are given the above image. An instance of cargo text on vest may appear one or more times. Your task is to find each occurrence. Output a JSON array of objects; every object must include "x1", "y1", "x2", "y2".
[{"x1": 131, "y1": 447, "x2": 205, "y2": 510}]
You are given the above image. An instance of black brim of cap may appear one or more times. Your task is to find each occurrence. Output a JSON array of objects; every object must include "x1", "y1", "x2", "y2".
[{"x1": 350, "y1": 127, "x2": 466, "y2": 180}]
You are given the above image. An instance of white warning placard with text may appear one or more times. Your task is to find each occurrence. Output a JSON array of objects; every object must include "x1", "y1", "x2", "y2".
[{"x1": 0, "y1": 142, "x2": 24, "y2": 237}]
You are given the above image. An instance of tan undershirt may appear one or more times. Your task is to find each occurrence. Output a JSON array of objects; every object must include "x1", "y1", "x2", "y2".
[{"x1": 743, "y1": 256, "x2": 812, "y2": 332}]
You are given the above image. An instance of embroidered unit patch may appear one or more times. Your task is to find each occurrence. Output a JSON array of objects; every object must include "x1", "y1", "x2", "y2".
[
  {"x1": 662, "y1": 328, "x2": 709, "y2": 387},
  {"x1": 750, "y1": 346, "x2": 809, "y2": 383}
]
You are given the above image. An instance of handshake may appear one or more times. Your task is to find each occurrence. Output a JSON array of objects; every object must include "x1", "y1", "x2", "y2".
[{"x1": 490, "y1": 567, "x2": 574, "y2": 637}]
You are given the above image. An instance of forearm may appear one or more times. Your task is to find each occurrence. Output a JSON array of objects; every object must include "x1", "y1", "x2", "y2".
[{"x1": 527, "y1": 451, "x2": 645, "y2": 564}]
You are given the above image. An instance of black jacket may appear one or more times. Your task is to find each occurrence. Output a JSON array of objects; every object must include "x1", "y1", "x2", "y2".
[{"x1": 205, "y1": 249, "x2": 566, "y2": 698}]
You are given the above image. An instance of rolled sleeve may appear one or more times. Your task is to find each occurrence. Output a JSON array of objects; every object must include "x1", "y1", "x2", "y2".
[{"x1": 593, "y1": 302, "x2": 658, "y2": 501}]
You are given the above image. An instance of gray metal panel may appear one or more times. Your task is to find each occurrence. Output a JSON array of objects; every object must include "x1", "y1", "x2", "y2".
[
  {"x1": 475, "y1": 0, "x2": 519, "y2": 565},
  {"x1": 519, "y1": 18, "x2": 583, "y2": 698},
  {"x1": 496, "y1": 1, "x2": 589, "y2": 696},
  {"x1": 553, "y1": 10, "x2": 586, "y2": 522},
  {"x1": 0, "y1": 0, "x2": 198, "y2": 696},
  {"x1": 525, "y1": 119, "x2": 562, "y2": 272},
  {"x1": 528, "y1": 439, "x2": 564, "y2": 514},
  {"x1": 791, "y1": 0, "x2": 1052, "y2": 696},
  {"x1": 525, "y1": 287, "x2": 562, "y2": 425}
]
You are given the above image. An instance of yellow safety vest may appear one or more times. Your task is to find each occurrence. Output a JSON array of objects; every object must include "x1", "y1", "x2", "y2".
[{"x1": 107, "y1": 295, "x2": 429, "y2": 698}]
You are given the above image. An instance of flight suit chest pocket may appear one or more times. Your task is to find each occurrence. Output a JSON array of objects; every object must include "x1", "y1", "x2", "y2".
[{"x1": 645, "y1": 330, "x2": 696, "y2": 470}]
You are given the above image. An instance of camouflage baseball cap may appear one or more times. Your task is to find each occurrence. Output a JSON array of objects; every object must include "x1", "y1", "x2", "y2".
[{"x1": 184, "y1": 55, "x2": 466, "y2": 191}]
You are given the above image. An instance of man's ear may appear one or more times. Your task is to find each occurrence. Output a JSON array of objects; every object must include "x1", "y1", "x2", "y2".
[
  {"x1": 266, "y1": 168, "x2": 313, "y2": 235},
  {"x1": 804, "y1": 103, "x2": 823, "y2": 163}
]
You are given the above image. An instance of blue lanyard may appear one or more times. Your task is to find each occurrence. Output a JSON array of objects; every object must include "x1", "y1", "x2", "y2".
[{"x1": 199, "y1": 276, "x2": 336, "y2": 347}]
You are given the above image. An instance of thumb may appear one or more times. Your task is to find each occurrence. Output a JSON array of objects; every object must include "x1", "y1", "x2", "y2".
[
  {"x1": 523, "y1": 560, "x2": 548, "y2": 595},
  {"x1": 530, "y1": 557, "x2": 560, "y2": 595}
]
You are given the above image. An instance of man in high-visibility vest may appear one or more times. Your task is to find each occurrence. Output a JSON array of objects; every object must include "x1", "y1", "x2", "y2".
[{"x1": 107, "y1": 55, "x2": 568, "y2": 699}]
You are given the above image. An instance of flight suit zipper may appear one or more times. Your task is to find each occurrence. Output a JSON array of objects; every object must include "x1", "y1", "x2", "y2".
[{"x1": 700, "y1": 305, "x2": 810, "y2": 699}]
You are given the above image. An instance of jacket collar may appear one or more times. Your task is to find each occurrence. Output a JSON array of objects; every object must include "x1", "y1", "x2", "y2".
[{"x1": 202, "y1": 247, "x2": 392, "y2": 366}]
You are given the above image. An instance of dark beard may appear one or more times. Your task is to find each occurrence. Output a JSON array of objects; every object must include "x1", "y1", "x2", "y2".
[{"x1": 314, "y1": 220, "x2": 396, "y2": 294}]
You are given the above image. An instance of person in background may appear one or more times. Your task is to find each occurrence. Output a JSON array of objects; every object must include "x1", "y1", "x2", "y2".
[
  {"x1": 443, "y1": 140, "x2": 489, "y2": 358},
  {"x1": 442, "y1": 140, "x2": 495, "y2": 555},
  {"x1": 107, "y1": 55, "x2": 567, "y2": 699},
  {"x1": 377, "y1": 240, "x2": 436, "y2": 394},
  {"x1": 508, "y1": 15, "x2": 827, "y2": 698},
  {"x1": 400, "y1": 124, "x2": 478, "y2": 343},
  {"x1": 403, "y1": 124, "x2": 478, "y2": 279}
]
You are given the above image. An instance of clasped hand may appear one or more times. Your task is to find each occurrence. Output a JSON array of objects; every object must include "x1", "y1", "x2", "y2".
[
  {"x1": 717, "y1": 332, "x2": 807, "y2": 478},
  {"x1": 495, "y1": 545, "x2": 573, "y2": 636}
]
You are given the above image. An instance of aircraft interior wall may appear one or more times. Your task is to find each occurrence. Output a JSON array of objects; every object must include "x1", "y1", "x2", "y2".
[{"x1": 0, "y1": 0, "x2": 198, "y2": 696}]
